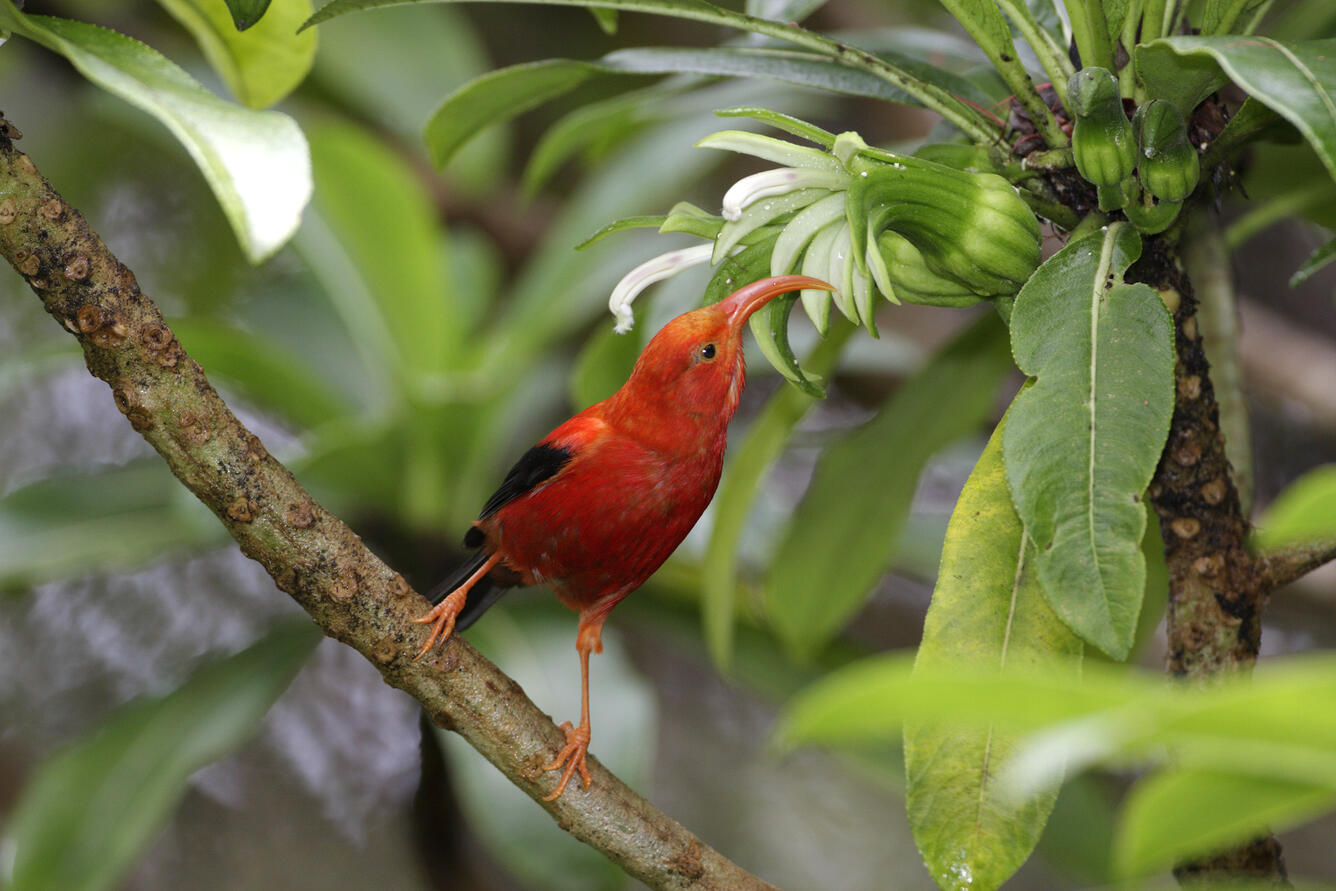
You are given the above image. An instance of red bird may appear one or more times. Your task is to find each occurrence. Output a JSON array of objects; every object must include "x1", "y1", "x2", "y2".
[{"x1": 414, "y1": 274, "x2": 833, "y2": 800}]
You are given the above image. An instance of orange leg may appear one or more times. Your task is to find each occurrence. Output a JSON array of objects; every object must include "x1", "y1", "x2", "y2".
[
  {"x1": 412, "y1": 551, "x2": 502, "y2": 660},
  {"x1": 542, "y1": 615, "x2": 605, "y2": 801}
]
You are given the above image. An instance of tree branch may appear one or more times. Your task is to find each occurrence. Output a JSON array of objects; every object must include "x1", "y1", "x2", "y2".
[
  {"x1": 1136, "y1": 240, "x2": 1267, "y2": 681},
  {"x1": 1131, "y1": 237, "x2": 1290, "y2": 884},
  {"x1": 1258, "y1": 541, "x2": 1336, "y2": 591},
  {"x1": 0, "y1": 116, "x2": 775, "y2": 891}
]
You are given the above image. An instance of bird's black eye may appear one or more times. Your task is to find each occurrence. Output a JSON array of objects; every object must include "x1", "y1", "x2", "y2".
[{"x1": 699, "y1": 342, "x2": 716, "y2": 361}]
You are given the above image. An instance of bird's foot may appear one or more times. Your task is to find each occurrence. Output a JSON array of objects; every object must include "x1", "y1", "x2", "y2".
[
  {"x1": 412, "y1": 588, "x2": 467, "y2": 660},
  {"x1": 541, "y1": 720, "x2": 592, "y2": 801}
]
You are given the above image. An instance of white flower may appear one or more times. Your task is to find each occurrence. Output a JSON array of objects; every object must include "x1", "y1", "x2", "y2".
[
  {"x1": 720, "y1": 167, "x2": 849, "y2": 222},
  {"x1": 607, "y1": 244, "x2": 721, "y2": 333}
]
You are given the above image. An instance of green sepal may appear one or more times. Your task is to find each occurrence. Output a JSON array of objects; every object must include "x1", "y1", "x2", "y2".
[
  {"x1": 660, "y1": 202, "x2": 725, "y2": 241},
  {"x1": 1124, "y1": 193, "x2": 1183, "y2": 234},
  {"x1": 714, "y1": 106, "x2": 835, "y2": 149},
  {"x1": 577, "y1": 214, "x2": 670, "y2": 249}
]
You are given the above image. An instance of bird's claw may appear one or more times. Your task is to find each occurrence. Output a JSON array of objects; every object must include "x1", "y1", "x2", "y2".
[
  {"x1": 412, "y1": 589, "x2": 466, "y2": 660},
  {"x1": 542, "y1": 720, "x2": 592, "y2": 801}
]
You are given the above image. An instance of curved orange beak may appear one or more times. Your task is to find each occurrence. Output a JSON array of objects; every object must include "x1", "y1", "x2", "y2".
[{"x1": 719, "y1": 275, "x2": 835, "y2": 326}]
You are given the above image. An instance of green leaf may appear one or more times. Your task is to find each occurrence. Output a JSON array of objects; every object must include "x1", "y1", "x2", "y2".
[
  {"x1": 570, "y1": 324, "x2": 643, "y2": 409},
  {"x1": 488, "y1": 102, "x2": 741, "y2": 372},
  {"x1": 301, "y1": 0, "x2": 1002, "y2": 145},
  {"x1": 1114, "y1": 770, "x2": 1336, "y2": 879},
  {"x1": 1290, "y1": 237, "x2": 1336, "y2": 288},
  {"x1": 602, "y1": 44, "x2": 997, "y2": 107},
  {"x1": 1036, "y1": 775, "x2": 1116, "y2": 884},
  {"x1": 1201, "y1": 0, "x2": 1271, "y2": 36},
  {"x1": 224, "y1": 0, "x2": 273, "y2": 28},
  {"x1": 424, "y1": 59, "x2": 613, "y2": 169},
  {"x1": 1003, "y1": 222, "x2": 1175, "y2": 659},
  {"x1": 169, "y1": 318, "x2": 350, "y2": 429},
  {"x1": 767, "y1": 314, "x2": 1014, "y2": 659},
  {"x1": 745, "y1": 0, "x2": 826, "y2": 23},
  {"x1": 577, "y1": 214, "x2": 673, "y2": 249},
  {"x1": 1001, "y1": 654, "x2": 1336, "y2": 799},
  {"x1": 750, "y1": 289, "x2": 827, "y2": 396},
  {"x1": 1140, "y1": 36, "x2": 1336, "y2": 181},
  {"x1": 309, "y1": 4, "x2": 506, "y2": 193},
  {"x1": 935, "y1": 0, "x2": 1064, "y2": 145},
  {"x1": 1134, "y1": 508, "x2": 1170, "y2": 657},
  {"x1": 157, "y1": 0, "x2": 316, "y2": 107},
  {"x1": 1267, "y1": 1, "x2": 1336, "y2": 43},
  {"x1": 702, "y1": 322, "x2": 852, "y2": 669},
  {"x1": 1135, "y1": 39, "x2": 1229, "y2": 115},
  {"x1": 304, "y1": 0, "x2": 729, "y2": 29},
  {"x1": 716, "y1": 105, "x2": 835, "y2": 147},
  {"x1": 1254, "y1": 464, "x2": 1336, "y2": 549},
  {"x1": 1102, "y1": 0, "x2": 1132, "y2": 46},
  {"x1": 2, "y1": 623, "x2": 319, "y2": 891},
  {"x1": 905, "y1": 414, "x2": 1083, "y2": 891},
  {"x1": 0, "y1": 463, "x2": 224, "y2": 588},
  {"x1": 780, "y1": 650, "x2": 1336, "y2": 851},
  {"x1": 431, "y1": 43, "x2": 995, "y2": 168},
  {"x1": 306, "y1": 119, "x2": 460, "y2": 379},
  {"x1": 0, "y1": 3, "x2": 311, "y2": 263},
  {"x1": 524, "y1": 81, "x2": 690, "y2": 197},
  {"x1": 994, "y1": 0, "x2": 1075, "y2": 107},
  {"x1": 775, "y1": 655, "x2": 1146, "y2": 752},
  {"x1": 588, "y1": 5, "x2": 618, "y2": 31}
]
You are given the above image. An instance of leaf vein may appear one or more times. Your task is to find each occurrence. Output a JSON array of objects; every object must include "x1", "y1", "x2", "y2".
[
  {"x1": 1255, "y1": 37, "x2": 1336, "y2": 126},
  {"x1": 1087, "y1": 225, "x2": 1121, "y2": 599}
]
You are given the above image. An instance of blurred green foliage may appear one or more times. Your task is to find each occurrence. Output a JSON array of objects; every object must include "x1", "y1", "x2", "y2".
[{"x1": 2, "y1": 0, "x2": 1335, "y2": 889}]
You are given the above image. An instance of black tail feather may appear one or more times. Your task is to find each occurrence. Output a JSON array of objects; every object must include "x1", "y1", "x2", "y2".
[{"x1": 427, "y1": 549, "x2": 513, "y2": 632}]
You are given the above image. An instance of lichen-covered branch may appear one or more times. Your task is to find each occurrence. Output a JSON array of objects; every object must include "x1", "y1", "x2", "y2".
[{"x1": 0, "y1": 117, "x2": 775, "y2": 891}]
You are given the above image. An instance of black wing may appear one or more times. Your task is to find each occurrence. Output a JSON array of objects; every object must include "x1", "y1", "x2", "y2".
[
  {"x1": 430, "y1": 442, "x2": 573, "y2": 622},
  {"x1": 465, "y1": 442, "x2": 573, "y2": 544}
]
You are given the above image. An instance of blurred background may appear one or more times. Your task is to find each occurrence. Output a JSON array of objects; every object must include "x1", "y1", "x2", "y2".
[{"x1": 1, "y1": 0, "x2": 1334, "y2": 887}]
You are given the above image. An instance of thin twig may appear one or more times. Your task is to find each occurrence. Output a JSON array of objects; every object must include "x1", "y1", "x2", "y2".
[
  {"x1": 0, "y1": 116, "x2": 776, "y2": 891},
  {"x1": 1259, "y1": 541, "x2": 1336, "y2": 591}
]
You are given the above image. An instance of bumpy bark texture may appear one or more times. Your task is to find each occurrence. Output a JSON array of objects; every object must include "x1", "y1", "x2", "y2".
[
  {"x1": 0, "y1": 116, "x2": 775, "y2": 891},
  {"x1": 1128, "y1": 238, "x2": 1289, "y2": 885},
  {"x1": 1132, "y1": 241, "x2": 1265, "y2": 680}
]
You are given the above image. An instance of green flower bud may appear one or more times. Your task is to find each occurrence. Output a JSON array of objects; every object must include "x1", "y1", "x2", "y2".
[
  {"x1": 875, "y1": 231, "x2": 982, "y2": 306},
  {"x1": 1067, "y1": 67, "x2": 1121, "y2": 117},
  {"x1": 847, "y1": 159, "x2": 1040, "y2": 298},
  {"x1": 1068, "y1": 67, "x2": 1135, "y2": 188},
  {"x1": 1134, "y1": 100, "x2": 1200, "y2": 202}
]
